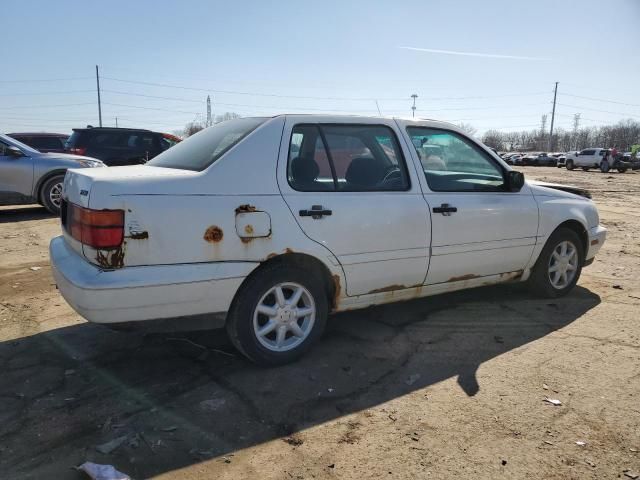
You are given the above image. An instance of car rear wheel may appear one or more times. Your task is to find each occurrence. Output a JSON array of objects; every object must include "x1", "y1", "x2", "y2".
[
  {"x1": 600, "y1": 160, "x2": 610, "y2": 173},
  {"x1": 618, "y1": 167, "x2": 628, "y2": 173},
  {"x1": 226, "y1": 263, "x2": 328, "y2": 365},
  {"x1": 582, "y1": 167, "x2": 589, "y2": 171},
  {"x1": 40, "y1": 174, "x2": 65, "y2": 215},
  {"x1": 528, "y1": 227, "x2": 583, "y2": 298},
  {"x1": 566, "y1": 160, "x2": 574, "y2": 170}
]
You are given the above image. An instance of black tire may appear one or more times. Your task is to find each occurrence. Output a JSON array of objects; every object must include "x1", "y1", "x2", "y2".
[
  {"x1": 582, "y1": 167, "x2": 589, "y2": 171},
  {"x1": 600, "y1": 160, "x2": 610, "y2": 173},
  {"x1": 528, "y1": 227, "x2": 584, "y2": 298},
  {"x1": 40, "y1": 174, "x2": 65, "y2": 215},
  {"x1": 617, "y1": 167, "x2": 627, "y2": 173},
  {"x1": 566, "y1": 160, "x2": 574, "y2": 170},
  {"x1": 226, "y1": 263, "x2": 328, "y2": 365}
]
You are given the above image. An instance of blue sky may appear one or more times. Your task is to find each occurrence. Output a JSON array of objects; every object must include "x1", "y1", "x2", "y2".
[{"x1": 2, "y1": 0, "x2": 639, "y2": 136}]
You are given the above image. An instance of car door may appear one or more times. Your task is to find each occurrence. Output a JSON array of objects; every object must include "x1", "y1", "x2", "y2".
[
  {"x1": 400, "y1": 123, "x2": 538, "y2": 285},
  {"x1": 0, "y1": 140, "x2": 35, "y2": 201},
  {"x1": 278, "y1": 117, "x2": 431, "y2": 297}
]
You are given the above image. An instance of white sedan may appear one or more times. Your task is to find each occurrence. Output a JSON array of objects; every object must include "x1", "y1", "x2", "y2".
[{"x1": 50, "y1": 115, "x2": 606, "y2": 364}]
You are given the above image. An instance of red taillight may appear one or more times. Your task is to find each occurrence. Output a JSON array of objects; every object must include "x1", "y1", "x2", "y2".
[
  {"x1": 69, "y1": 147, "x2": 86, "y2": 155},
  {"x1": 64, "y1": 202, "x2": 124, "y2": 249}
]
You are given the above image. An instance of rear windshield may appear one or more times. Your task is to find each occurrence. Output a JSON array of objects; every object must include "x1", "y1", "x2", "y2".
[
  {"x1": 65, "y1": 131, "x2": 83, "y2": 148},
  {"x1": 147, "y1": 117, "x2": 266, "y2": 171}
]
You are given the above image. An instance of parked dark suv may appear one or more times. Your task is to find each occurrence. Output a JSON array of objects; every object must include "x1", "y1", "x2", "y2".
[
  {"x1": 8, "y1": 133, "x2": 69, "y2": 153},
  {"x1": 65, "y1": 127, "x2": 180, "y2": 166}
]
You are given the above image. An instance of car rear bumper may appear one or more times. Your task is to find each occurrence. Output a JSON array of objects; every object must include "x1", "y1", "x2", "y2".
[
  {"x1": 585, "y1": 225, "x2": 606, "y2": 264},
  {"x1": 50, "y1": 236, "x2": 256, "y2": 324}
]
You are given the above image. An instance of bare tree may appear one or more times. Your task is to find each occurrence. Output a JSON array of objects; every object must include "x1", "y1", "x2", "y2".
[
  {"x1": 482, "y1": 130, "x2": 504, "y2": 150},
  {"x1": 214, "y1": 112, "x2": 241, "y2": 124},
  {"x1": 183, "y1": 121, "x2": 205, "y2": 137},
  {"x1": 457, "y1": 122, "x2": 478, "y2": 137}
]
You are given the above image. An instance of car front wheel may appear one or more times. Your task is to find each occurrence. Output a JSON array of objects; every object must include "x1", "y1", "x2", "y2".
[
  {"x1": 528, "y1": 227, "x2": 584, "y2": 298},
  {"x1": 566, "y1": 160, "x2": 574, "y2": 170},
  {"x1": 40, "y1": 174, "x2": 65, "y2": 215},
  {"x1": 226, "y1": 263, "x2": 328, "y2": 365}
]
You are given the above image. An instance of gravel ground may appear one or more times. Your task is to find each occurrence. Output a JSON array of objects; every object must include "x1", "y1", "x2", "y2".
[{"x1": 0, "y1": 166, "x2": 639, "y2": 479}]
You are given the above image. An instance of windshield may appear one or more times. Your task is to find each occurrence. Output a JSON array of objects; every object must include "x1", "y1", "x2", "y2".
[
  {"x1": 147, "y1": 117, "x2": 267, "y2": 171},
  {"x1": 1, "y1": 134, "x2": 40, "y2": 155}
]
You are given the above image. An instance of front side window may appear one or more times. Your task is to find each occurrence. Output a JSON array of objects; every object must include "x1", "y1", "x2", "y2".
[
  {"x1": 148, "y1": 117, "x2": 266, "y2": 171},
  {"x1": 407, "y1": 127, "x2": 505, "y2": 192},
  {"x1": 287, "y1": 124, "x2": 410, "y2": 192},
  {"x1": 581, "y1": 149, "x2": 595, "y2": 156}
]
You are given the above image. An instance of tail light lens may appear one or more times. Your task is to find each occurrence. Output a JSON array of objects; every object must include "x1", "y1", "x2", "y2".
[
  {"x1": 63, "y1": 201, "x2": 124, "y2": 249},
  {"x1": 69, "y1": 147, "x2": 87, "y2": 155}
]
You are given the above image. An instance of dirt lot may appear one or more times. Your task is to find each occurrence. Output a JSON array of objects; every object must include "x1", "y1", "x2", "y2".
[{"x1": 1, "y1": 167, "x2": 639, "y2": 480}]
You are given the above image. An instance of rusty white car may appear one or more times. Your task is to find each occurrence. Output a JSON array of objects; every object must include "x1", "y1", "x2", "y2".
[{"x1": 50, "y1": 115, "x2": 606, "y2": 364}]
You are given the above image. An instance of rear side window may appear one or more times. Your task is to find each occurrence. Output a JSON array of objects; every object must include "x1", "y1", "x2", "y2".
[
  {"x1": 287, "y1": 124, "x2": 410, "y2": 192},
  {"x1": 148, "y1": 117, "x2": 266, "y2": 171},
  {"x1": 29, "y1": 136, "x2": 66, "y2": 150},
  {"x1": 581, "y1": 149, "x2": 595, "y2": 156}
]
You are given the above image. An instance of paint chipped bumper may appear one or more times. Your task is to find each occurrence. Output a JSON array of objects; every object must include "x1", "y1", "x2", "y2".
[
  {"x1": 50, "y1": 236, "x2": 257, "y2": 324},
  {"x1": 585, "y1": 225, "x2": 606, "y2": 264}
]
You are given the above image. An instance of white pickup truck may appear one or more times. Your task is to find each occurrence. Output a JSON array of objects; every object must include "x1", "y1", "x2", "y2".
[{"x1": 565, "y1": 148, "x2": 630, "y2": 173}]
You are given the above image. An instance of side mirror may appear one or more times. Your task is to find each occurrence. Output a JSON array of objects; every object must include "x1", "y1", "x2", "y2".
[
  {"x1": 6, "y1": 146, "x2": 24, "y2": 158},
  {"x1": 505, "y1": 170, "x2": 525, "y2": 192}
]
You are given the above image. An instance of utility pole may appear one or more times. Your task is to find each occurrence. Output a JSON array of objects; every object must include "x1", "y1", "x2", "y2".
[
  {"x1": 206, "y1": 95, "x2": 212, "y2": 127},
  {"x1": 548, "y1": 81, "x2": 558, "y2": 152},
  {"x1": 95, "y1": 65, "x2": 103, "y2": 127},
  {"x1": 411, "y1": 94, "x2": 418, "y2": 118}
]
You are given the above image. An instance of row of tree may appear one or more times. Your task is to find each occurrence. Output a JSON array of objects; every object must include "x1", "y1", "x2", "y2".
[
  {"x1": 481, "y1": 119, "x2": 640, "y2": 153},
  {"x1": 181, "y1": 112, "x2": 241, "y2": 137}
]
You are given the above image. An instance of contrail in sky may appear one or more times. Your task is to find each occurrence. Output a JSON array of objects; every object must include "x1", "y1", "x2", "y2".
[{"x1": 399, "y1": 46, "x2": 550, "y2": 61}]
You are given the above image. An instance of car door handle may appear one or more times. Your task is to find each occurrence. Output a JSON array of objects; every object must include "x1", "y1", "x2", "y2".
[
  {"x1": 299, "y1": 205, "x2": 332, "y2": 219},
  {"x1": 432, "y1": 203, "x2": 457, "y2": 216}
]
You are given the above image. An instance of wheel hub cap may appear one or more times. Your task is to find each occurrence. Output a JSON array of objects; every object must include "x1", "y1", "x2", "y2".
[
  {"x1": 548, "y1": 240, "x2": 578, "y2": 289},
  {"x1": 253, "y1": 282, "x2": 316, "y2": 352}
]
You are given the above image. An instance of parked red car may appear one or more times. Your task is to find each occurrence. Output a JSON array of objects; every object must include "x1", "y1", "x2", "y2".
[{"x1": 8, "y1": 133, "x2": 69, "y2": 153}]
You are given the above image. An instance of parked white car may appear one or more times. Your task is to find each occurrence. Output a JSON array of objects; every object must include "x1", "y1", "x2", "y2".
[
  {"x1": 565, "y1": 147, "x2": 630, "y2": 173},
  {"x1": 50, "y1": 115, "x2": 606, "y2": 364}
]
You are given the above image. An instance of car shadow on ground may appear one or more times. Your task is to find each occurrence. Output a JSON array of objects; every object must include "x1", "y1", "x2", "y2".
[
  {"x1": 0, "y1": 205, "x2": 54, "y2": 224},
  {"x1": 0, "y1": 284, "x2": 600, "y2": 479}
]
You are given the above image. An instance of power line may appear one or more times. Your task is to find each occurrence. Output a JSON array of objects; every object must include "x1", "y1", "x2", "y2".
[
  {"x1": 0, "y1": 77, "x2": 93, "y2": 83},
  {"x1": 0, "y1": 90, "x2": 94, "y2": 96},
  {"x1": 562, "y1": 92, "x2": 640, "y2": 108},
  {"x1": 557, "y1": 103, "x2": 639, "y2": 117},
  {"x1": 102, "y1": 76, "x2": 405, "y2": 101},
  {"x1": 0, "y1": 102, "x2": 95, "y2": 110}
]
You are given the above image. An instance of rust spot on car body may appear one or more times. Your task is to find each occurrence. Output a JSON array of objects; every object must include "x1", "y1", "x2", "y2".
[
  {"x1": 128, "y1": 231, "x2": 149, "y2": 240},
  {"x1": 95, "y1": 246, "x2": 125, "y2": 269},
  {"x1": 240, "y1": 237, "x2": 253, "y2": 244},
  {"x1": 448, "y1": 273, "x2": 480, "y2": 282},
  {"x1": 284, "y1": 248, "x2": 294, "y2": 254},
  {"x1": 367, "y1": 284, "x2": 407, "y2": 294},
  {"x1": 235, "y1": 204, "x2": 257, "y2": 214},
  {"x1": 332, "y1": 274, "x2": 341, "y2": 309},
  {"x1": 204, "y1": 226, "x2": 224, "y2": 243},
  {"x1": 266, "y1": 252, "x2": 278, "y2": 259},
  {"x1": 244, "y1": 224, "x2": 254, "y2": 235}
]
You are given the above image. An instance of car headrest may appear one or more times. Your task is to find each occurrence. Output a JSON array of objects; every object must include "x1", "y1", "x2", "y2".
[
  {"x1": 290, "y1": 156, "x2": 320, "y2": 183},
  {"x1": 345, "y1": 156, "x2": 385, "y2": 187}
]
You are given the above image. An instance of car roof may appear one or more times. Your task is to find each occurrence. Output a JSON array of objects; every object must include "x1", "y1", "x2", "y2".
[
  {"x1": 72, "y1": 127, "x2": 154, "y2": 133},
  {"x1": 8, "y1": 132, "x2": 68, "y2": 137}
]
